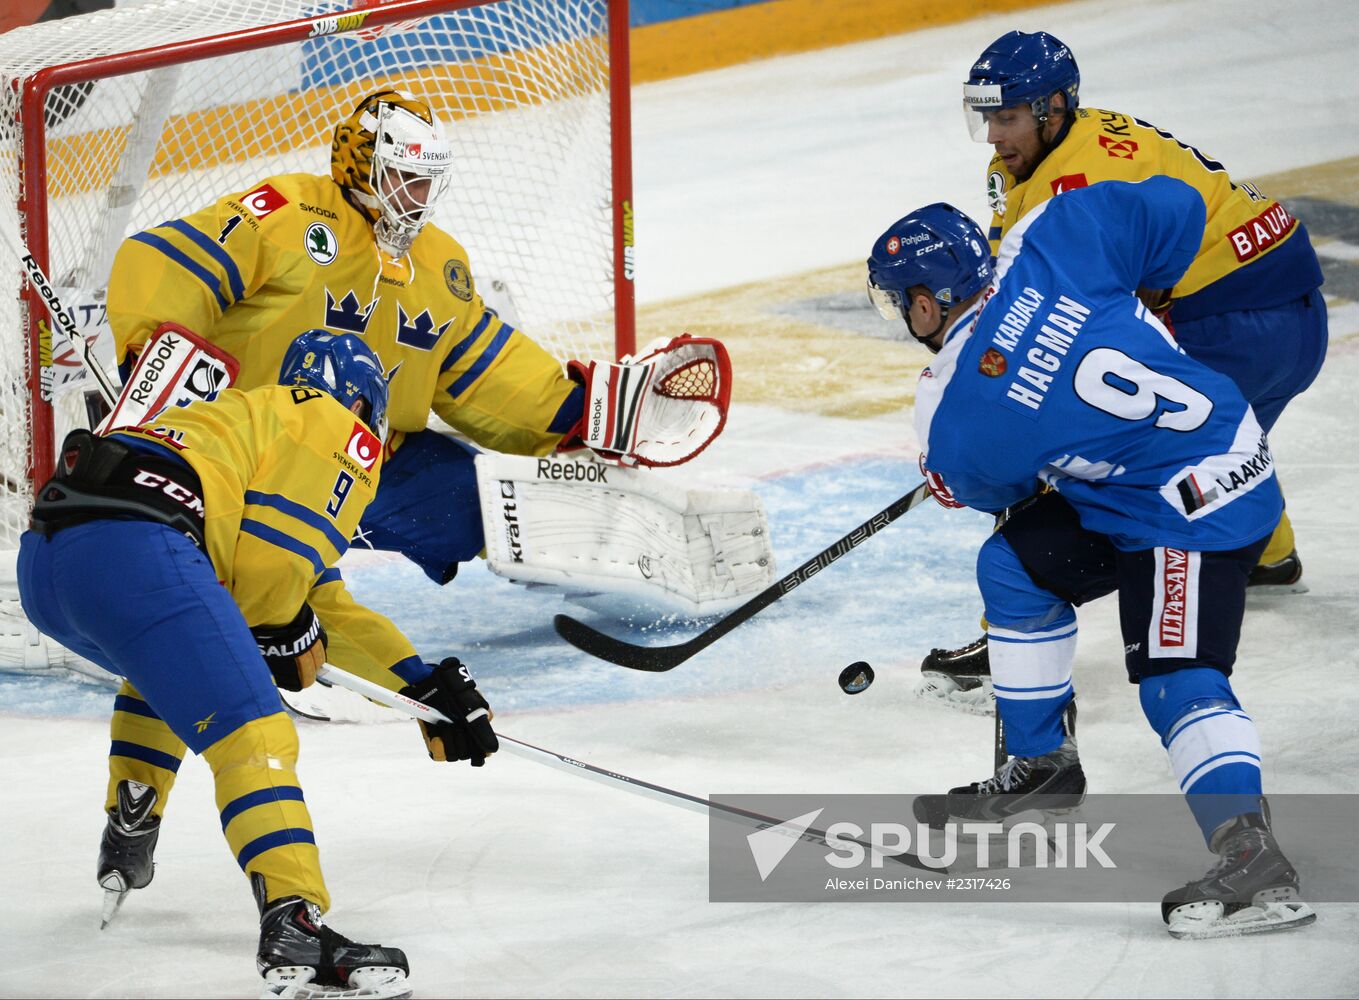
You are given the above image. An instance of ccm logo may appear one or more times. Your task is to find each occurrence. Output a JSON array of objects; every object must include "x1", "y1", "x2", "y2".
[
  {"x1": 346, "y1": 423, "x2": 381, "y2": 470},
  {"x1": 240, "y1": 183, "x2": 288, "y2": 218}
]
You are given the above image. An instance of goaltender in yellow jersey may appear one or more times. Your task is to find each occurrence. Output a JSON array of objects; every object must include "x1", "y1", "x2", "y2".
[
  {"x1": 107, "y1": 89, "x2": 585, "y2": 588},
  {"x1": 108, "y1": 169, "x2": 572, "y2": 458}
]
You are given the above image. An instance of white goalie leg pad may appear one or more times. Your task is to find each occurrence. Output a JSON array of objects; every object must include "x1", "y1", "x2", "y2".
[{"x1": 475, "y1": 453, "x2": 776, "y2": 616}]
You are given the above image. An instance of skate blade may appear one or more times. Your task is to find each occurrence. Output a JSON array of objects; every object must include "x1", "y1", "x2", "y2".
[
  {"x1": 260, "y1": 966, "x2": 412, "y2": 1000},
  {"x1": 99, "y1": 875, "x2": 129, "y2": 930},
  {"x1": 1168, "y1": 892, "x2": 1317, "y2": 940},
  {"x1": 914, "y1": 675, "x2": 995, "y2": 716}
]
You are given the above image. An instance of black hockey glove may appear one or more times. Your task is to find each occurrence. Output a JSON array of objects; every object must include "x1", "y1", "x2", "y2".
[
  {"x1": 251, "y1": 604, "x2": 327, "y2": 692},
  {"x1": 400, "y1": 657, "x2": 498, "y2": 766}
]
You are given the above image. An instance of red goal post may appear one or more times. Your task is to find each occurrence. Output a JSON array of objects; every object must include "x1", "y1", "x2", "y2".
[{"x1": 0, "y1": 0, "x2": 635, "y2": 551}]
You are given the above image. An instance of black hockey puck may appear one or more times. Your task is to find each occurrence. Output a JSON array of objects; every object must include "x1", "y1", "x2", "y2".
[{"x1": 838, "y1": 661, "x2": 875, "y2": 694}]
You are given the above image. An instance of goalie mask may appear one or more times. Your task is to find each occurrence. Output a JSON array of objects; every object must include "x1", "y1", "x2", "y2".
[
  {"x1": 332, "y1": 89, "x2": 454, "y2": 259},
  {"x1": 280, "y1": 330, "x2": 390, "y2": 441}
]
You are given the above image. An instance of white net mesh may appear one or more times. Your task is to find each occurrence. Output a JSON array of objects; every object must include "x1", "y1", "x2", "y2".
[{"x1": 0, "y1": 0, "x2": 624, "y2": 558}]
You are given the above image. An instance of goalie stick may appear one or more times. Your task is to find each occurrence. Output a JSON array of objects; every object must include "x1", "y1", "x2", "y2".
[
  {"x1": 4, "y1": 229, "x2": 120, "y2": 407},
  {"x1": 554, "y1": 481, "x2": 932, "y2": 671},
  {"x1": 318, "y1": 664, "x2": 941, "y2": 873}
]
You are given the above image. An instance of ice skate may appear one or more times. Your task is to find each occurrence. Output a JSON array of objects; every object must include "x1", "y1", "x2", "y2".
[
  {"x1": 914, "y1": 634, "x2": 994, "y2": 715},
  {"x1": 1246, "y1": 549, "x2": 1308, "y2": 594},
  {"x1": 914, "y1": 733, "x2": 1085, "y2": 829},
  {"x1": 1163, "y1": 811, "x2": 1316, "y2": 940},
  {"x1": 97, "y1": 780, "x2": 160, "y2": 929},
  {"x1": 257, "y1": 897, "x2": 411, "y2": 1000}
]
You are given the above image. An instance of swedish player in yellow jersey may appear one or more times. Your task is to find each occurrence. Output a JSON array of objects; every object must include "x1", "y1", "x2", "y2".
[
  {"x1": 917, "y1": 31, "x2": 1329, "y2": 708},
  {"x1": 18, "y1": 332, "x2": 494, "y2": 998}
]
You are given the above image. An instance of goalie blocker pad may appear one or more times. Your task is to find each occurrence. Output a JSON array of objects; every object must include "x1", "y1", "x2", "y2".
[
  {"x1": 98, "y1": 322, "x2": 240, "y2": 433},
  {"x1": 475, "y1": 453, "x2": 776, "y2": 617}
]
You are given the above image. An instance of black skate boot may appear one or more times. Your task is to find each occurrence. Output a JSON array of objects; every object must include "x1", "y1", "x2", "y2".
[
  {"x1": 1162, "y1": 811, "x2": 1316, "y2": 939},
  {"x1": 1247, "y1": 548, "x2": 1306, "y2": 591},
  {"x1": 914, "y1": 732, "x2": 1085, "y2": 829},
  {"x1": 97, "y1": 780, "x2": 160, "y2": 929},
  {"x1": 257, "y1": 895, "x2": 411, "y2": 1000},
  {"x1": 916, "y1": 634, "x2": 993, "y2": 714}
]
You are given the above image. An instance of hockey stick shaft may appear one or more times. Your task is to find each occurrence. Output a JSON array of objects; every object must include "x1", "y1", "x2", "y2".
[
  {"x1": 5, "y1": 231, "x2": 121, "y2": 407},
  {"x1": 317, "y1": 664, "x2": 938, "y2": 871},
  {"x1": 554, "y1": 481, "x2": 933, "y2": 671}
]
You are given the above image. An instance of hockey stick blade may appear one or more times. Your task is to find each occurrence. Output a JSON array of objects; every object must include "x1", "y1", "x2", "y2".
[{"x1": 554, "y1": 481, "x2": 933, "y2": 671}]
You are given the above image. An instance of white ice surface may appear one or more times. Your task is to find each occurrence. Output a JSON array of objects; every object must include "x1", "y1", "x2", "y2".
[{"x1": 3, "y1": 0, "x2": 1359, "y2": 996}]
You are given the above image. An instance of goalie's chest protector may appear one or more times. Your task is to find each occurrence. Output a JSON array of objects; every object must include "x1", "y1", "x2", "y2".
[
  {"x1": 188, "y1": 174, "x2": 497, "y2": 436},
  {"x1": 118, "y1": 384, "x2": 382, "y2": 627}
]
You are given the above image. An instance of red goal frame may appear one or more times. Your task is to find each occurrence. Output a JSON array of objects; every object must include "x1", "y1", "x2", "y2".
[{"x1": 14, "y1": 0, "x2": 635, "y2": 485}]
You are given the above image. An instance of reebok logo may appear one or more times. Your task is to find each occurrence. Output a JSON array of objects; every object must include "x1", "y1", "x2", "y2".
[
  {"x1": 535, "y1": 459, "x2": 608, "y2": 484},
  {"x1": 589, "y1": 396, "x2": 604, "y2": 441},
  {"x1": 127, "y1": 333, "x2": 181, "y2": 405}
]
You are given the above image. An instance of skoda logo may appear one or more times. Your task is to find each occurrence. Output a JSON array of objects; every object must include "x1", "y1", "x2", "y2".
[{"x1": 305, "y1": 222, "x2": 338, "y2": 266}]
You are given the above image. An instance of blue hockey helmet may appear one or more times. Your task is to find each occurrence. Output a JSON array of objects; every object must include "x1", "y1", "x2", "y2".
[
  {"x1": 867, "y1": 204, "x2": 992, "y2": 339},
  {"x1": 279, "y1": 330, "x2": 390, "y2": 440},
  {"x1": 963, "y1": 30, "x2": 1079, "y2": 141}
]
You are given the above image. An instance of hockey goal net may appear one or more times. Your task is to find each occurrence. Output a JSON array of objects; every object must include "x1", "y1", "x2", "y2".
[{"x1": 0, "y1": 0, "x2": 633, "y2": 669}]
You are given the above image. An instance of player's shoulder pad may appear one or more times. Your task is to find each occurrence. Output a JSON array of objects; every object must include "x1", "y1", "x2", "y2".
[
  {"x1": 224, "y1": 173, "x2": 325, "y2": 231},
  {"x1": 1078, "y1": 106, "x2": 1142, "y2": 140},
  {"x1": 265, "y1": 382, "x2": 383, "y2": 476},
  {"x1": 411, "y1": 222, "x2": 477, "y2": 303}
]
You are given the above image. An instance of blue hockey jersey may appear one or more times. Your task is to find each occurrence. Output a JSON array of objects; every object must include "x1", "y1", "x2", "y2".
[{"x1": 914, "y1": 177, "x2": 1282, "y2": 552}]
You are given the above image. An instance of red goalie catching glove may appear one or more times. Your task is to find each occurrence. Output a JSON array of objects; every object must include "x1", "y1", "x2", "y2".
[{"x1": 567, "y1": 334, "x2": 732, "y2": 468}]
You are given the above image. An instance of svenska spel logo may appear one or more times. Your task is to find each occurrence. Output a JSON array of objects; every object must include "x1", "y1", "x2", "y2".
[
  {"x1": 239, "y1": 183, "x2": 288, "y2": 218},
  {"x1": 346, "y1": 422, "x2": 382, "y2": 470}
]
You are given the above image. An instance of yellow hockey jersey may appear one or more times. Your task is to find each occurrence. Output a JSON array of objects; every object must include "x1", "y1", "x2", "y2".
[
  {"x1": 982, "y1": 108, "x2": 1322, "y2": 321},
  {"x1": 108, "y1": 173, "x2": 581, "y2": 458},
  {"x1": 114, "y1": 383, "x2": 424, "y2": 692}
]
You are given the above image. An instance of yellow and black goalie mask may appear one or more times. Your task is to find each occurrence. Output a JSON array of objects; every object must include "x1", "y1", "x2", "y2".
[{"x1": 331, "y1": 89, "x2": 454, "y2": 259}]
